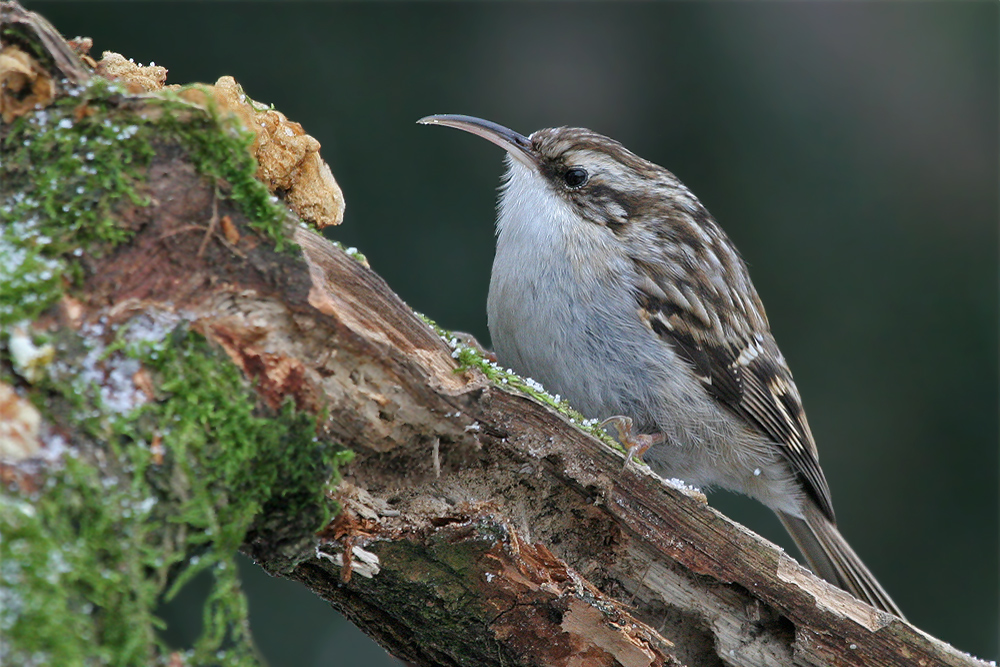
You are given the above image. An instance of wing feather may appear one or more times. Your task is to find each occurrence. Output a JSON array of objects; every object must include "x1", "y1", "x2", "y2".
[{"x1": 635, "y1": 259, "x2": 836, "y2": 521}]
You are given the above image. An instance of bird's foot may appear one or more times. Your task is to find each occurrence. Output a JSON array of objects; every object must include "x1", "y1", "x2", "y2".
[{"x1": 599, "y1": 416, "x2": 663, "y2": 469}]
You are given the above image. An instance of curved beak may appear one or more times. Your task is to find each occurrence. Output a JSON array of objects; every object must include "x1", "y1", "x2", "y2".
[{"x1": 417, "y1": 114, "x2": 538, "y2": 170}]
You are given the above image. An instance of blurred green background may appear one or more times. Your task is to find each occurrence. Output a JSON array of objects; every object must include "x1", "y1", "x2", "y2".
[{"x1": 30, "y1": 1, "x2": 997, "y2": 664}]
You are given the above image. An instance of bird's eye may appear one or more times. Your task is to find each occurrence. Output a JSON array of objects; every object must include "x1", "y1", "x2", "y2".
[{"x1": 563, "y1": 167, "x2": 589, "y2": 188}]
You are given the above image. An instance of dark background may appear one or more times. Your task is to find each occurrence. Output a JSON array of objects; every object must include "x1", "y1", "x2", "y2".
[{"x1": 32, "y1": 2, "x2": 998, "y2": 664}]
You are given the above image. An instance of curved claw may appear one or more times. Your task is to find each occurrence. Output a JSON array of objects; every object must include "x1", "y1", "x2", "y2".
[{"x1": 599, "y1": 416, "x2": 660, "y2": 469}]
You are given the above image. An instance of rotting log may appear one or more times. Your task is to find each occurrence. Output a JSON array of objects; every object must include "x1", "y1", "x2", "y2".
[{"x1": 0, "y1": 3, "x2": 990, "y2": 666}]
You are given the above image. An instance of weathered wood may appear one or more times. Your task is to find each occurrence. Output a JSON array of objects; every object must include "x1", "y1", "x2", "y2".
[{"x1": 284, "y1": 229, "x2": 983, "y2": 667}]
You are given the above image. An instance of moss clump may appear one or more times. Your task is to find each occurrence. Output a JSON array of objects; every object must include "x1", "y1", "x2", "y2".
[
  {"x1": 0, "y1": 320, "x2": 351, "y2": 666},
  {"x1": 1, "y1": 457, "x2": 167, "y2": 666},
  {"x1": 0, "y1": 77, "x2": 154, "y2": 324},
  {"x1": 152, "y1": 85, "x2": 290, "y2": 250},
  {"x1": 0, "y1": 76, "x2": 292, "y2": 326}
]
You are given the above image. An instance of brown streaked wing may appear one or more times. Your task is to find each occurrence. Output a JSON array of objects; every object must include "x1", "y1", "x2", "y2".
[{"x1": 638, "y1": 276, "x2": 836, "y2": 522}]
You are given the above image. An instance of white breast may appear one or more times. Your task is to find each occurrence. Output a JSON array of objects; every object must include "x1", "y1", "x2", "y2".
[{"x1": 487, "y1": 157, "x2": 655, "y2": 419}]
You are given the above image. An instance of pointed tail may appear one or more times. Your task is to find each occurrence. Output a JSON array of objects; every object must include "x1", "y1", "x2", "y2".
[{"x1": 777, "y1": 504, "x2": 905, "y2": 619}]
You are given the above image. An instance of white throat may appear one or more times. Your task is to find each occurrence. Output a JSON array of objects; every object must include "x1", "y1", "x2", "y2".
[
  {"x1": 487, "y1": 155, "x2": 632, "y2": 404},
  {"x1": 495, "y1": 156, "x2": 576, "y2": 251}
]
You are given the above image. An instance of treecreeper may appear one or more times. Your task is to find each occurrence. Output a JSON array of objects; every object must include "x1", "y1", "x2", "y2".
[{"x1": 418, "y1": 114, "x2": 904, "y2": 618}]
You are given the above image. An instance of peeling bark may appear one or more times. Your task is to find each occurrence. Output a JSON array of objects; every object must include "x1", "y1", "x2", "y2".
[{"x1": 280, "y1": 231, "x2": 983, "y2": 667}]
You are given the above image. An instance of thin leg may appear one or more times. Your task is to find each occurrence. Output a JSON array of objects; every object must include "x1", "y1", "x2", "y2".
[{"x1": 599, "y1": 416, "x2": 664, "y2": 469}]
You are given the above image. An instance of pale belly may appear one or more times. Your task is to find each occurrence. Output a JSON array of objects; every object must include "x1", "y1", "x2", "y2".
[{"x1": 486, "y1": 258, "x2": 805, "y2": 516}]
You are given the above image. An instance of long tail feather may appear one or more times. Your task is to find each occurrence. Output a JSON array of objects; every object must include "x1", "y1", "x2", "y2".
[{"x1": 777, "y1": 504, "x2": 905, "y2": 619}]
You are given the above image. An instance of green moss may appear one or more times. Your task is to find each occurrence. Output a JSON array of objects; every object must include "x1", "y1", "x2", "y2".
[
  {"x1": 0, "y1": 68, "x2": 345, "y2": 666},
  {"x1": 0, "y1": 77, "x2": 154, "y2": 324},
  {"x1": 152, "y1": 85, "x2": 290, "y2": 250},
  {"x1": 0, "y1": 320, "x2": 351, "y2": 666},
  {"x1": 1, "y1": 457, "x2": 166, "y2": 666},
  {"x1": 417, "y1": 313, "x2": 620, "y2": 449},
  {"x1": 0, "y1": 76, "x2": 292, "y2": 327},
  {"x1": 326, "y1": 237, "x2": 369, "y2": 266}
]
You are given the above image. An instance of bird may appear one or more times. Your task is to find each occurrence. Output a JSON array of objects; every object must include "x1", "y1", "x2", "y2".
[{"x1": 418, "y1": 113, "x2": 904, "y2": 618}]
